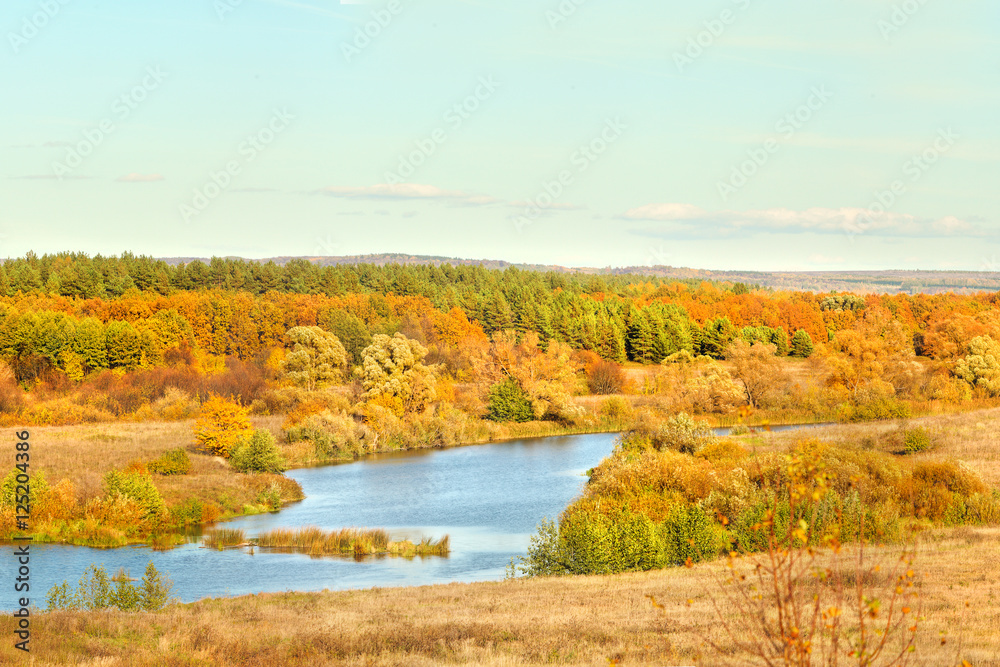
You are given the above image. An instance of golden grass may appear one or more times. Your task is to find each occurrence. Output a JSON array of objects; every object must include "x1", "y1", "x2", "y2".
[
  {"x1": 756, "y1": 405, "x2": 1000, "y2": 485},
  {"x1": 204, "y1": 528, "x2": 247, "y2": 550},
  {"x1": 21, "y1": 416, "x2": 284, "y2": 505},
  {"x1": 2, "y1": 526, "x2": 998, "y2": 665},
  {"x1": 253, "y1": 526, "x2": 449, "y2": 557}
]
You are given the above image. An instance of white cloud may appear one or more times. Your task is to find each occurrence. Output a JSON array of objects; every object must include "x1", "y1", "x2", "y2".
[
  {"x1": 116, "y1": 173, "x2": 164, "y2": 182},
  {"x1": 624, "y1": 203, "x2": 985, "y2": 238},
  {"x1": 319, "y1": 183, "x2": 497, "y2": 205}
]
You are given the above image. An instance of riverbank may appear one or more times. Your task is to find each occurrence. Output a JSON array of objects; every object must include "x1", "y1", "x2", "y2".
[
  {"x1": 2, "y1": 524, "x2": 997, "y2": 665},
  {"x1": 7, "y1": 401, "x2": 1000, "y2": 548}
]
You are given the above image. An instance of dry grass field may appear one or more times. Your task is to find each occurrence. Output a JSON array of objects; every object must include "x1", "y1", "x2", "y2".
[
  {"x1": 23, "y1": 416, "x2": 284, "y2": 507},
  {"x1": 1, "y1": 526, "x2": 998, "y2": 665},
  {"x1": 5, "y1": 408, "x2": 1000, "y2": 665}
]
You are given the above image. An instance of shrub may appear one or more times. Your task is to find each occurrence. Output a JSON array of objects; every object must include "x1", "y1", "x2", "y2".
[
  {"x1": 148, "y1": 448, "x2": 192, "y2": 475},
  {"x1": 598, "y1": 396, "x2": 634, "y2": 423},
  {"x1": 285, "y1": 409, "x2": 367, "y2": 460},
  {"x1": 485, "y1": 378, "x2": 533, "y2": 423},
  {"x1": 841, "y1": 395, "x2": 911, "y2": 422},
  {"x1": 230, "y1": 429, "x2": 285, "y2": 474},
  {"x1": 46, "y1": 562, "x2": 172, "y2": 612},
  {"x1": 168, "y1": 498, "x2": 203, "y2": 527},
  {"x1": 104, "y1": 469, "x2": 165, "y2": 521},
  {"x1": 621, "y1": 411, "x2": 714, "y2": 454},
  {"x1": 903, "y1": 427, "x2": 932, "y2": 454},
  {"x1": 587, "y1": 360, "x2": 626, "y2": 395}
]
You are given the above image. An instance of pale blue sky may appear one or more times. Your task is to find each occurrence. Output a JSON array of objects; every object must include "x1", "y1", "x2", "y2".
[{"x1": 2, "y1": 0, "x2": 998, "y2": 270}]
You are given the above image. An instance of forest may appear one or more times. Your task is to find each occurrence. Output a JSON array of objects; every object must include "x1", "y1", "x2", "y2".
[{"x1": 2, "y1": 251, "x2": 1000, "y2": 548}]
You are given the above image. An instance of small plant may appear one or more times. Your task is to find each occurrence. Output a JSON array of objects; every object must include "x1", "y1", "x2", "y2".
[
  {"x1": 46, "y1": 562, "x2": 172, "y2": 612},
  {"x1": 659, "y1": 450, "x2": 922, "y2": 666},
  {"x1": 203, "y1": 528, "x2": 246, "y2": 550},
  {"x1": 485, "y1": 378, "x2": 534, "y2": 423},
  {"x1": 148, "y1": 448, "x2": 192, "y2": 475},
  {"x1": 104, "y1": 469, "x2": 166, "y2": 520},
  {"x1": 904, "y1": 427, "x2": 932, "y2": 454},
  {"x1": 230, "y1": 429, "x2": 285, "y2": 473}
]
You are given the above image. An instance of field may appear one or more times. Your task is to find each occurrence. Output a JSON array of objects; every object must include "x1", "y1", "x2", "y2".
[
  {"x1": 1, "y1": 527, "x2": 997, "y2": 665},
  {"x1": 4, "y1": 407, "x2": 1000, "y2": 665}
]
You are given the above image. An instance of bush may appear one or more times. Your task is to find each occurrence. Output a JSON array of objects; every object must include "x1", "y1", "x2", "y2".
[
  {"x1": 230, "y1": 429, "x2": 285, "y2": 474},
  {"x1": 841, "y1": 396, "x2": 911, "y2": 422},
  {"x1": 903, "y1": 427, "x2": 932, "y2": 454},
  {"x1": 621, "y1": 411, "x2": 714, "y2": 454},
  {"x1": 485, "y1": 378, "x2": 534, "y2": 423},
  {"x1": 148, "y1": 448, "x2": 191, "y2": 475},
  {"x1": 587, "y1": 360, "x2": 626, "y2": 395},
  {"x1": 599, "y1": 396, "x2": 634, "y2": 423},
  {"x1": 168, "y1": 498, "x2": 203, "y2": 527},
  {"x1": 104, "y1": 469, "x2": 165, "y2": 520},
  {"x1": 46, "y1": 562, "x2": 172, "y2": 612}
]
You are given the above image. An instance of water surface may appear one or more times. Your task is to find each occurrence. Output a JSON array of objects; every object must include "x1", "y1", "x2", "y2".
[{"x1": 1, "y1": 433, "x2": 618, "y2": 609}]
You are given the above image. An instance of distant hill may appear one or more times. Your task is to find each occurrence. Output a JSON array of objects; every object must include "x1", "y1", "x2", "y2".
[{"x1": 157, "y1": 254, "x2": 1000, "y2": 295}]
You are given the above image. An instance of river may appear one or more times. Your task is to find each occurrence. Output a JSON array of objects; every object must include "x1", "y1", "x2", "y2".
[
  {"x1": 0, "y1": 432, "x2": 619, "y2": 610},
  {"x1": 0, "y1": 423, "x2": 831, "y2": 610}
]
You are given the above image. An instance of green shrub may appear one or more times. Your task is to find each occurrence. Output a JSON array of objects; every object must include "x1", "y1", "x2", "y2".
[
  {"x1": 148, "y1": 448, "x2": 191, "y2": 475},
  {"x1": 1, "y1": 468, "x2": 48, "y2": 509},
  {"x1": 841, "y1": 396, "x2": 911, "y2": 422},
  {"x1": 485, "y1": 378, "x2": 533, "y2": 423},
  {"x1": 230, "y1": 429, "x2": 285, "y2": 474},
  {"x1": 104, "y1": 470, "x2": 165, "y2": 520},
  {"x1": 168, "y1": 498, "x2": 204, "y2": 527},
  {"x1": 661, "y1": 504, "x2": 724, "y2": 566},
  {"x1": 46, "y1": 562, "x2": 172, "y2": 612},
  {"x1": 903, "y1": 427, "x2": 932, "y2": 454}
]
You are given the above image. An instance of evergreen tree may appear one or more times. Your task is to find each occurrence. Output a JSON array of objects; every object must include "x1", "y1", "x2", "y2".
[{"x1": 790, "y1": 329, "x2": 814, "y2": 358}]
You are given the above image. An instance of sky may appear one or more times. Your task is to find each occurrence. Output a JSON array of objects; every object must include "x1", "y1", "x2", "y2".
[{"x1": 1, "y1": 0, "x2": 998, "y2": 271}]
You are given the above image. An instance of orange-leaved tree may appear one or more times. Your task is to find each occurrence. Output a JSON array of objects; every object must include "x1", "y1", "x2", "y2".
[{"x1": 194, "y1": 394, "x2": 252, "y2": 457}]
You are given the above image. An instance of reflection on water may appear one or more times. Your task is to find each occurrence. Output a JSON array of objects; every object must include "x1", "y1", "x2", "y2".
[{"x1": 0, "y1": 433, "x2": 619, "y2": 609}]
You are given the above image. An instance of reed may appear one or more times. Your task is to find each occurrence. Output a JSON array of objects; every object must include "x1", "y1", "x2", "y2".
[
  {"x1": 203, "y1": 528, "x2": 246, "y2": 550},
  {"x1": 253, "y1": 526, "x2": 446, "y2": 557}
]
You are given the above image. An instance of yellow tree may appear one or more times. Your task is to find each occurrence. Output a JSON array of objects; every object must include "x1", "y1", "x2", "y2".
[
  {"x1": 281, "y1": 326, "x2": 348, "y2": 390},
  {"x1": 359, "y1": 333, "x2": 437, "y2": 417},
  {"x1": 472, "y1": 331, "x2": 580, "y2": 420},
  {"x1": 194, "y1": 394, "x2": 253, "y2": 457},
  {"x1": 723, "y1": 339, "x2": 789, "y2": 409}
]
